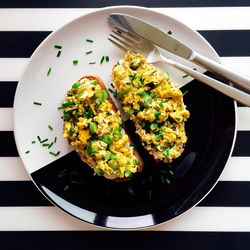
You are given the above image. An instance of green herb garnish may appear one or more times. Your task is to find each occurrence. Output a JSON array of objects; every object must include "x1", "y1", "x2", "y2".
[
  {"x1": 25, "y1": 150, "x2": 30, "y2": 154},
  {"x1": 102, "y1": 134, "x2": 113, "y2": 145},
  {"x1": 94, "y1": 89, "x2": 108, "y2": 106},
  {"x1": 89, "y1": 122, "x2": 98, "y2": 133},
  {"x1": 33, "y1": 101, "x2": 42, "y2": 106},
  {"x1": 48, "y1": 125, "x2": 53, "y2": 131},
  {"x1": 54, "y1": 45, "x2": 62, "y2": 49},
  {"x1": 73, "y1": 60, "x2": 78, "y2": 65},
  {"x1": 85, "y1": 51, "x2": 92, "y2": 55},
  {"x1": 86, "y1": 39, "x2": 93, "y2": 43},
  {"x1": 72, "y1": 82, "x2": 81, "y2": 89},
  {"x1": 49, "y1": 151, "x2": 60, "y2": 156},
  {"x1": 100, "y1": 56, "x2": 105, "y2": 64},
  {"x1": 56, "y1": 50, "x2": 61, "y2": 57},
  {"x1": 47, "y1": 67, "x2": 52, "y2": 76},
  {"x1": 62, "y1": 101, "x2": 75, "y2": 108}
]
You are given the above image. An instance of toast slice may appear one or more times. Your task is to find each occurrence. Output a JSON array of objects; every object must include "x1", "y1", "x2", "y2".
[
  {"x1": 112, "y1": 52, "x2": 190, "y2": 164},
  {"x1": 62, "y1": 75, "x2": 143, "y2": 181}
]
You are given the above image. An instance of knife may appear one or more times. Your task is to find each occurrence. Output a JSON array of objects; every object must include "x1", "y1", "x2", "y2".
[{"x1": 108, "y1": 13, "x2": 250, "y2": 91}]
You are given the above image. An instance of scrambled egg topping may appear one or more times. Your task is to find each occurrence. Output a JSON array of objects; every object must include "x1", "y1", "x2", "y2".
[
  {"x1": 62, "y1": 77, "x2": 140, "y2": 179},
  {"x1": 112, "y1": 52, "x2": 190, "y2": 163}
]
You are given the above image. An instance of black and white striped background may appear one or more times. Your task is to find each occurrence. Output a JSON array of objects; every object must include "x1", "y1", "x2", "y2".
[{"x1": 1, "y1": 0, "x2": 250, "y2": 249}]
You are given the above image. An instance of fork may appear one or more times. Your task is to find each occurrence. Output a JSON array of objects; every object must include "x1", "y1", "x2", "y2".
[{"x1": 108, "y1": 27, "x2": 250, "y2": 107}]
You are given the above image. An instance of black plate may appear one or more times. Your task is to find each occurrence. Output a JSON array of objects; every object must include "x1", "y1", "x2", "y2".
[{"x1": 31, "y1": 72, "x2": 236, "y2": 229}]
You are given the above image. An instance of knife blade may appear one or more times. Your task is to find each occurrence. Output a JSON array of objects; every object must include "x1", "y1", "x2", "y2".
[
  {"x1": 108, "y1": 13, "x2": 250, "y2": 91},
  {"x1": 108, "y1": 13, "x2": 193, "y2": 60}
]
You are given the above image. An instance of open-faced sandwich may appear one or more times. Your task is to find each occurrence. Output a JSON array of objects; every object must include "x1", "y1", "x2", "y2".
[
  {"x1": 112, "y1": 52, "x2": 190, "y2": 163},
  {"x1": 62, "y1": 75, "x2": 143, "y2": 181}
]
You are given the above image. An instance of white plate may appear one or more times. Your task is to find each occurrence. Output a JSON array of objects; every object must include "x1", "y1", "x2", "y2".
[{"x1": 13, "y1": 6, "x2": 233, "y2": 229}]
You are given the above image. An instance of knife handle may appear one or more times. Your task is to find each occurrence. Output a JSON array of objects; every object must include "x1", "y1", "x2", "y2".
[
  {"x1": 162, "y1": 56, "x2": 250, "y2": 106},
  {"x1": 192, "y1": 52, "x2": 250, "y2": 91}
]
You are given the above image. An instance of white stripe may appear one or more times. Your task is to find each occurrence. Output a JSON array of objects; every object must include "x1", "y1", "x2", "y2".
[
  {"x1": 0, "y1": 108, "x2": 13, "y2": 131},
  {"x1": 1, "y1": 7, "x2": 250, "y2": 31},
  {"x1": 0, "y1": 57, "x2": 249, "y2": 82},
  {"x1": 237, "y1": 107, "x2": 250, "y2": 131},
  {"x1": 219, "y1": 157, "x2": 250, "y2": 181},
  {"x1": 0, "y1": 157, "x2": 30, "y2": 181},
  {"x1": 0, "y1": 58, "x2": 29, "y2": 81},
  {"x1": 1, "y1": 206, "x2": 250, "y2": 231}
]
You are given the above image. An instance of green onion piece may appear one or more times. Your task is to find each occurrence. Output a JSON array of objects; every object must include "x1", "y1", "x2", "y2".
[
  {"x1": 155, "y1": 130, "x2": 165, "y2": 139},
  {"x1": 125, "y1": 170, "x2": 132, "y2": 178},
  {"x1": 129, "y1": 143, "x2": 136, "y2": 147},
  {"x1": 86, "y1": 39, "x2": 93, "y2": 43},
  {"x1": 72, "y1": 82, "x2": 81, "y2": 89},
  {"x1": 56, "y1": 50, "x2": 61, "y2": 57},
  {"x1": 163, "y1": 148, "x2": 170, "y2": 158},
  {"x1": 48, "y1": 142, "x2": 54, "y2": 149},
  {"x1": 85, "y1": 51, "x2": 92, "y2": 55},
  {"x1": 169, "y1": 170, "x2": 174, "y2": 175},
  {"x1": 159, "y1": 102, "x2": 165, "y2": 108},
  {"x1": 73, "y1": 60, "x2": 78, "y2": 65},
  {"x1": 54, "y1": 45, "x2": 62, "y2": 49},
  {"x1": 31, "y1": 140, "x2": 36, "y2": 144},
  {"x1": 102, "y1": 134, "x2": 113, "y2": 145},
  {"x1": 154, "y1": 111, "x2": 161, "y2": 119},
  {"x1": 47, "y1": 67, "x2": 52, "y2": 76},
  {"x1": 89, "y1": 122, "x2": 98, "y2": 133},
  {"x1": 42, "y1": 143, "x2": 50, "y2": 147},
  {"x1": 40, "y1": 138, "x2": 48, "y2": 143},
  {"x1": 89, "y1": 80, "x2": 97, "y2": 85},
  {"x1": 105, "y1": 56, "x2": 109, "y2": 62},
  {"x1": 167, "y1": 30, "x2": 172, "y2": 35},
  {"x1": 128, "y1": 187, "x2": 135, "y2": 196},
  {"x1": 166, "y1": 178, "x2": 171, "y2": 184},
  {"x1": 25, "y1": 150, "x2": 30, "y2": 154},
  {"x1": 62, "y1": 101, "x2": 75, "y2": 108},
  {"x1": 89, "y1": 62, "x2": 96, "y2": 65},
  {"x1": 64, "y1": 185, "x2": 69, "y2": 191},
  {"x1": 33, "y1": 101, "x2": 42, "y2": 106},
  {"x1": 49, "y1": 151, "x2": 60, "y2": 156},
  {"x1": 54, "y1": 136, "x2": 57, "y2": 143},
  {"x1": 37, "y1": 136, "x2": 41, "y2": 143},
  {"x1": 100, "y1": 56, "x2": 105, "y2": 64},
  {"x1": 100, "y1": 141, "x2": 108, "y2": 148},
  {"x1": 95, "y1": 168, "x2": 104, "y2": 176},
  {"x1": 48, "y1": 125, "x2": 53, "y2": 131},
  {"x1": 57, "y1": 106, "x2": 63, "y2": 110},
  {"x1": 193, "y1": 68, "x2": 197, "y2": 71},
  {"x1": 182, "y1": 74, "x2": 188, "y2": 78},
  {"x1": 183, "y1": 90, "x2": 189, "y2": 96},
  {"x1": 150, "y1": 123, "x2": 158, "y2": 131},
  {"x1": 117, "y1": 61, "x2": 120, "y2": 65}
]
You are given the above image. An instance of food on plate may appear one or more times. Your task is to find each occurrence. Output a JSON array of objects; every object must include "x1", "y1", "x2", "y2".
[
  {"x1": 62, "y1": 75, "x2": 143, "y2": 181},
  {"x1": 112, "y1": 52, "x2": 190, "y2": 163}
]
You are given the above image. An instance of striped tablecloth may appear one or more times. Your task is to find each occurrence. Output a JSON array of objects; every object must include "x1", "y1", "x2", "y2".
[{"x1": 1, "y1": 1, "x2": 250, "y2": 249}]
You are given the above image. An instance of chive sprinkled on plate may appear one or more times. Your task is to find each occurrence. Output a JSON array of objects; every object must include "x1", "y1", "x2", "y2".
[
  {"x1": 25, "y1": 150, "x2": 30, "y2": 154},
  {"x1": 105, "y1": 56, "x2": 109, "y2": 62},
  {"x1": 37, "y1": 136, "x2": 41, "y2": 143},
  {"x1": 49, "y1": 151, "x2": 60, "y2": 156},
  {"x1": 183, "y1": 90, "x2": 189, "y2": 96},
  {"x1": 64, "y1": 185, "x2": 69, "y2": 191},
  {"x1": 85, "y1": 51, "x2": 92, "y2": 55},
  {"x1": 148, "y1": 190, "x2": 152, "y2": 200},
  {"x1": 182, "y1": 74, "x2": 188, "y2": 78},
  {"x1": 56, "y1": 50, "x2": 61, "y2": 57},
  {"x1": 100, "y1": 56, "x2": 105, "y2": 64},
  {"x1": 54, "y1": 45, "x2": 62, "y2": 49},
  {"x1": 48, "y1": 142, "x2": 54, "y2": 149},
  {"x1": 167, "y1": 30, "x2": 172, "y2": 35},
  {"x1": 86, "y1": 39, "x2": 93, "y2": 43},
  {"x1": 54, "y1": 136, "x2": 57, "y2": 143},
  {"x1": 128, "y1": 187, "x2": 135, "y2": 196},
  {"x1": 89, "y1": 62, "x2": 96, "y2": 65},
  {"x1": 48, "y1": 125, "x2": 53, "y2": 131},
  {"x1": 47, "y1": 67, "x2": 52, "y2": 76},
  {"x1": 40, "y1": 138, "x2": 48, "y2": 143},
  {"x1": 31, "y1": 140, "x2": 36, "y2": 144},
  {"x1": 42, "y1": 143, "x2": 50, "y2": 147},
  {"x1": 73, "y1": 60, "x2": 78, "y2": 65},
  {"x1": 33, "y1": 101, "x2": 42, "y2": 106}
]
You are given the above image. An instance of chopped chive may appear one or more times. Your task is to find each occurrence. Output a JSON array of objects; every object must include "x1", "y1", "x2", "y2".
[
  {"x1": 183, "y1": 90, "x2": 189, "y2": 96},
  {"x1": 64, "y1": 185, "x2": 69, "y2": 191},
  {"x1": 161, "y1": 175, "x2": 165, "y2": 184},
  {"x1": 47, "y1": 67, "x2": 52, "y2": 76},
  {"x1": 48, "y1": 142, "x2": 54, "y2": 149},
  {"x1": 117, "y1": 61, "x2": 120, "y2": 65},
  {"x1": 37, "y1": 136, "x2": 41, "y2": 143},
  {"x1": 100, "y1": 56, "x2": 105, "y2": 64},
  {"x1": 54, "y1": 136, "x2": 57, "y2": 143},
  {"x1": 25, "y1": 150, "x2": 30, "y2": 154},
  {"x1": 57, "y1": 106, "x2": 63, "y2": 110},
  {"x1": 129, "y1": 143, "x2": 136, "y2": 148},
  {"x1": 166, "y1": 178, "x2": 171, "y2": 184},
  {"x1": 49, "y1": 151, "x2": 60, "y2": 156},
  {"x1": 182, "y1": 74, "x2": 188, "y2": 78},
  {"x1": 48, "y1": 125, "x2": 53, "y2": 131},
  {"x1": 193, "y1": 67, "x2": 197, "y2": 71},
  {"x1": 86, "y1": 39, "x2": 93, "y2": 43},
  {"x1": 167, "y1": 30, "x2": 172, "y2": 35},
  {"x1": 58, "y1": 169, "x2": 67, "y2": 178},
  {"x1": 85, "y1": 51, "x2": 92, "y2": 55},
  {"x1": 73, "y1": 60, "x2": 78, "y2": 65},
  {"x1": 169, "y1": 170, "x2": 174, "y2": 175},
  {"x1": 56, "y1": 50, "x2": 61, "y2": 57},
  {"x1": 40, "y1": 138, "x2": 48, "y2": 143},
  {"x1": 148, "y1": 190, "x2": 152, "y2": 200},
  {"x1": 31, "y1": 140, "x2": 36, "y2": 144},
  {"x1": 33, "y1": 101, "x2": 42, "y2": 106},
  {"x1": 89, "y1": 62, "x2": 96, "y2": 65},
  {"x1": 54, "y1": 45, "x2": 62, "y2": 49},
  {"x1": 42, "y1": 143, "x2": 50, "y2": 147},
  {"x1": 105, "y1": 56, "x2": 109, "y2": 62},
  {"x1": 128, "y1": 187, "x2": 135, "y2": 196}
]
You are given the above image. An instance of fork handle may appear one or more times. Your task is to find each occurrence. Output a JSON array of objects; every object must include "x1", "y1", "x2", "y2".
[
  {"x1": 192, "y1": 52, "x2": 250, "y2": 91},
  {"x1": 162, "y1": 57, "x2": 250, "y2": 107}
]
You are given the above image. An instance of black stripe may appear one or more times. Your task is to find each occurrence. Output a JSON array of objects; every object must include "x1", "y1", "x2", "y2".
[
  {"x1": 0, "y1": 231, "x2": 250, "y2": 250},
  {"x1": 0, "y1": 31, "x2": 50, "y2": 58},
  {"x1": 0, "y1": 181, "x2": 51, "y2": 206},
  {"x1": 199, "y1": 30, "x2": 250, "y2": 57},
  {"x1": 0, "y1": 180, "x2": 250, "y2": 207},
  {"x1": 232, "y1": 131, "x2": 250, "y2": 156},
  {"x1": 0, "y1": 30, "x2": 249, "y2": 57},
  {"x1": 0, "y1": 130, "x2": 248, "y2": 157},
  {"x1": 0, "y1": 82, "x2": 17, "y2": 107},
  {"x1": 0, "y1": 131, "x2": 18, "y2": 156},
  {"x1": 0, "y1": 0, "x2": 250, "y2": 8}
]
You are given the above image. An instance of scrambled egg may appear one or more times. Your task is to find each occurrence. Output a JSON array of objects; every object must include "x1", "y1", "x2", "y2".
[
  {"x1": 112, "y1": 52, "x2": 190, "y2": 163},
  {"x1": 62, "y1": 77, "x2": 140, "y2": 179}
]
